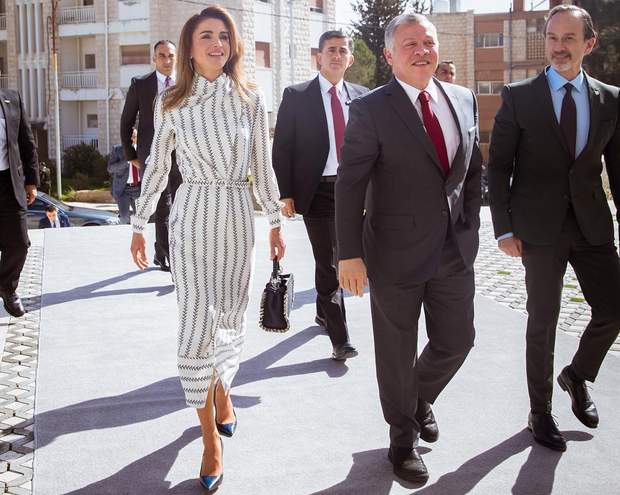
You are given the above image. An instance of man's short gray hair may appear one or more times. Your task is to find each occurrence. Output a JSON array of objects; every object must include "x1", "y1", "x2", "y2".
[{"x1": 384, "y1": 13, "x2": 435, "y2": 50}]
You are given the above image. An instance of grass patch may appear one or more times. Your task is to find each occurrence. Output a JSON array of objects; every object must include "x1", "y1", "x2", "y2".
[
  {"x1": 570, "y1": 297, "x2": 585, "y2": 303},
  {"x1": 497, "y1": 270, "x2": 511, "y2": 275}
]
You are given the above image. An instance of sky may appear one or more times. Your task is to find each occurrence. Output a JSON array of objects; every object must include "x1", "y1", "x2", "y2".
[{"x1": 335, "y1": 0, "x2": 550, "y2": 28}]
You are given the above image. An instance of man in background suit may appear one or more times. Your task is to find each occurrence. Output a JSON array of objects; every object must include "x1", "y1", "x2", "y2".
[
  {"x1": 0, "y1": 87, "x2": 38, "y2": 317},
  {"x1": 488, "y1": 5, "x2": 620, "y2": 452},
  {"x1": 272, "y1": 30, "x2": 368, "y2": 361},
  {"x1": 337, "y1": 14, "x2": 481, "y2": 482},
  {"x1": 120, "y1": 40, "x2": 181, "y2": 272},
  {"x1": 38, "y1": 205, "x2": 70, "y2": 229},
  {"x1": 109, "y1": 129, "x2": 141, "y2": 224}
]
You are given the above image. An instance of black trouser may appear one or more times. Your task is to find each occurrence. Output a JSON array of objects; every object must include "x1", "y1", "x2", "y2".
[
  {"x1": 303, "y1": 182, "x2": 350, "y2": 347},
  {"x1": 369, "y1": 230, "x2": 475, "y2": 448},
  {"x1": 522, "y1": 209, "x2": 620, "y2": 414},
  {"x1": 153, "y1": 162, "x2": 182, "y2": 262},
  {"x1": 0, "y1": 170, "x2": 29, "y2": 293}
]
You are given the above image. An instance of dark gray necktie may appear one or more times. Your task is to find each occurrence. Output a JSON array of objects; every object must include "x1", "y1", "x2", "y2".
[{"x1": 560, "y1": 83, "x2": 577, "y2": 159}]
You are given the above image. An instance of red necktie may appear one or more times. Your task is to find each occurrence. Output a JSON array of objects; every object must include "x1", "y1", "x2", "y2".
[
  {"x1": 418, "y1": 91, "x2": 450, "y2": 176},
  {"x1": 130, "y1": 162, "x2": 140, "y2": 185},
  {"x1": 329, "y1": 86, "x2": 345, "y2": 162}
]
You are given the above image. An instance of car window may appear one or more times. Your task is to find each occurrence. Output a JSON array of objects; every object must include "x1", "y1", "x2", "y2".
[
  {"x1": 29, "y1": 198, "x2": 47, "y2": 211},
  {"x1": 45, "y1": 194, "x2": 73, "y2": 211}
]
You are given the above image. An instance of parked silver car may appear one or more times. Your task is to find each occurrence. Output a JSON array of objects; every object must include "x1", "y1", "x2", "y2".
[{"x1": 27, "y1": 192, "x2": 120, "y2": 229}]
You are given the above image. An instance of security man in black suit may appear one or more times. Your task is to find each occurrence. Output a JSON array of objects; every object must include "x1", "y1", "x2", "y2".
[
  {"x1": 489, "y1": 5, "x2": 620, "y2": 451},
  {"x1": 120, "y1": 40, "x2": 182, "y2": 272},
  {"x1": 0, "y1": 88, "x2": 38, "y2": 317},
  {"x1": 272, "y1": 30, "x2": 368, "y2": 361}
]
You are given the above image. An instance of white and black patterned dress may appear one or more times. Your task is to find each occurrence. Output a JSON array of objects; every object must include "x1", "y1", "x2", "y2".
[{"x1": 132, "y1": 74, "x2": 282, "y2": 407}]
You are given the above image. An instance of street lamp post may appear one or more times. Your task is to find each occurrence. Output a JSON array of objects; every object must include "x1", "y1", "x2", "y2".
[{"x1": 50, "y1": 1, "x2": 62, "y2": 198}]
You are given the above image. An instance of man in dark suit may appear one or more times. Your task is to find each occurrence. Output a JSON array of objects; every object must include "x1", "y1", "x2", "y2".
[
  {"x1": 336, "y1": 14, "x2": 481, "y2": 482},
  {"x1": 272, "y1": 30, "x2": 368, "y2": 361},
  {"x1": 108, "y1": 129, "x2": 141, "y2": 224},
  {"x1": 120, "y1": 40, "x2": 181, "y2": 272},
  {"x1": 488, "y1": 5, "x2": 620, "y2": 452},
  {"x1": 38, "y1": 205, "x2": 70, "y2": 229},
  {"x1": 0, "y1": 88, "x2": 38, "y2": 317}
]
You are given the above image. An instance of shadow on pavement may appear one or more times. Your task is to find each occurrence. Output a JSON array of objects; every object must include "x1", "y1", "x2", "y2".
[{"x1": 307, "y1": 429, "x2": 592, "y2": 495}]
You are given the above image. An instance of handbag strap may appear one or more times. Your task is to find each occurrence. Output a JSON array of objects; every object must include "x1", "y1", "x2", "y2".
[{"x1": 270, "y1": 259, "x2": 281, "y2": 288}]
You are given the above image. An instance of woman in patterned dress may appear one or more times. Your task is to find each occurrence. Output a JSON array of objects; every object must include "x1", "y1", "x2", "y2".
[{"x1": 130, "y1": 6, "x2": 285, "y2": 491}]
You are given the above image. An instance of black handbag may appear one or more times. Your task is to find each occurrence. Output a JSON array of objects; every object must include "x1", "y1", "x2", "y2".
[{"x1": 259, "y1": 259, "x2": 294, "y2": 332}]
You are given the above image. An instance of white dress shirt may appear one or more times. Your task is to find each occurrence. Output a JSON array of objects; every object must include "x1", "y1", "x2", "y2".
[
  {"x1": 395, "y1": 77, "x2": 460, "y2": 167},
  {"x1": 318, "y1": 73, "x2": 350, "y2": 176},
  {"x1": 156, "y1": 71, "x2": 176, "y2": 95},
  {"x1": 0, "y1": 117, "x2": 8, "y2": 171}
]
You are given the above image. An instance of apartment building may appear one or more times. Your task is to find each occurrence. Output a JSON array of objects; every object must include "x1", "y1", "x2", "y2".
[{"x1": 1, "y1": 0, "x2": 336, "y2": 162}]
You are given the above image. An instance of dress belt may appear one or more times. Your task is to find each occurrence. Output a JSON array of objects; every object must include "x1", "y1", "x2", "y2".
[{"x1": 186, "y1": 178, "x2": 249, "y2": 189}]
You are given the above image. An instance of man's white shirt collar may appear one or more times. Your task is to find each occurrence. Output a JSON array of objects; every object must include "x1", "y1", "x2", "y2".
[
  {"x1": 156, "y1": 71, "x2": 176, "y2": 85},
  {"x1": 318, "y1": 73, "x2": 345, "y2": 96},
  {"x1": 395, "y1": 77, "x2": 440, "y2": 104}
]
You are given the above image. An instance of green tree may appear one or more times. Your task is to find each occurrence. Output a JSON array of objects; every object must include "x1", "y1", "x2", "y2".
[
  {"x1": 346, "y1": 37, "x2": 377, "y2": 89},
  {"x1": 579, "y1": 0, "x2": 620, "y2": 86},
  {"x1": 352, "y1": 0, "x2": 430, "y2": 87}
]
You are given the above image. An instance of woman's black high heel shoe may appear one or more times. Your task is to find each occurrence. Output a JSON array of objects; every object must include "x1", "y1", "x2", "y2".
[
  {"x1": 214, "y1": 382, "x2": 237, "y2": 437},
  {"x1": 199, "y1": 437, "x2": 224, "y2": 492}
]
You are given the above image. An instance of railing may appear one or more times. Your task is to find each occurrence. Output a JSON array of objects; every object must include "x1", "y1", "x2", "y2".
[
  {"x1": 0, "y1": 76, "x2": 8, "y2": 89},
  {"x1": 527, "y1": 32, "x2": 545, "y2": 60},
  {"x1": 62, "y1": 135, "x2": 99, "y2": 150},
  {"x1": 61, "y1": 71, "x2": 97, "y2": 89},
  {"x1": 0, "y1": 14, "x2": 7, "y2": 30},
  {"x1": 58, "y1": 6, "x2": 96, "y2": 24}
]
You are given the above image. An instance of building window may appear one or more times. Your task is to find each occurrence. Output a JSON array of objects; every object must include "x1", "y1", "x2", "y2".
[
  {"x1": 479, "y1": 130, "x2": 491, "y2": 144},
  {"x1": 309, "y1": 0, "x2": 323, "y2": 13},
  {"x1": 84, "y1": 53, "x2": 96, "y2": 70},
  {"x1": 476, "y1": 81, "x2": 504, "y2": 95},
  {"x1": 86, "y1": 114, "x2": 98, "y2": 128},
  {"x1": 475, "y1": 33, "x2": 504, "y2": 48},
  {"x1": 311, "y1": 48, "x2": 319, "y2": 70},
  {"x1": 82, "y1": 0, "x2": 94, "y2": 6},
  {"x1": 255, "y1": 42, "x2": 271, "y2": 68},
  {"x1": 121, "y1": 45, "x2": 150, "y2": 65}
]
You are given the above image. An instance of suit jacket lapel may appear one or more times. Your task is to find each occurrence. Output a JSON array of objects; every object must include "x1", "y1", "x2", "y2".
[
  {"x1": 533, "y1": 71, "x2": 569, "y2": 155},
  {"x1": 385, "y1": 78, "x2": 444, "y2": 174},
  {"x1": 581, "y1": 73, "x2": 601, "y2": 159},
  {"x1": 436, "y1": 80, "x2": 466, "y2": 177},
  {"x1": 0, "y1": 92, "x2": 11, "y2": 164},
  {"x1": 308, "y1": 76, "x2": 329, "y2": 147}
]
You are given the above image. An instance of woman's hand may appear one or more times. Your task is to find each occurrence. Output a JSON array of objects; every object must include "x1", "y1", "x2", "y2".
[
  {"x1": 269, "y1": 227, "x2": 286, "y2": 260},
  {"x1": 131, "y1": 232, "x2": 149, "y2": 270}
]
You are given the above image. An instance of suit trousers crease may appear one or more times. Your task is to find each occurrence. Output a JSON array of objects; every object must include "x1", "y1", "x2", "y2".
[
  {"x1": 369, "y1": 230, "x2": 475, "y2": 448},
  {"x1": 521, "y1": 209, "x2": 620, "y2": 414},
  {"x1": 0, "y1": 170, "x2": 29, "y2": 292},
  {"x1": 153, "y1": 162, "x2": 182, "y2": 261},
  {"x1": 303, "y1": 182, "x2": 349, "y2": 346}
]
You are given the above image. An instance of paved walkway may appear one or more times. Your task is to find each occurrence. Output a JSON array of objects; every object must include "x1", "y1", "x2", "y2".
[{"x1": 0, "y1": 210, "x2": 619, "y2": 494}]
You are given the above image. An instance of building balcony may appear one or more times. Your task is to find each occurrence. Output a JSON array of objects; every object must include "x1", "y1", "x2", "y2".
[
  {"x1": 58, "y1": 6, "x2": 96, "y2": 25},
  {"x1": 0, "y1": 76, "x2": 7, "y2": 89},
  {"x1": 62, "y1": 71, "x2": 97, "y2": 89},
  {"x1": 0, "y1": 14, "x2": 7, "y2": 31},
  {"x1": 62, "y1": 134, "x2": 99, "y2": 150}
]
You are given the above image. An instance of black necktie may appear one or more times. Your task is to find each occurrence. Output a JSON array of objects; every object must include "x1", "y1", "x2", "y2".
[{"x1": 560, "y1": 83, "x2": 577, "y2": 159}]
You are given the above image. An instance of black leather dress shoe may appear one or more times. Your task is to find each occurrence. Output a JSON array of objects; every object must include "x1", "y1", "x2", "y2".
[
  {"x1": 153, "y1": 256, "x2": 171, "y2": 272},
  {"x1": 557, "y1": 365, "x2": 599, "y2": 428},
  {"x1": 388, "y1": 446, "x2": 429, "y2": 484},
  {"x1": 332, "y1": 343, "x2": 358, "y2": 361},
  {"x1": 527, "y1": 412, "x2": 566, "y2": 452},
  {"x1": 0, "y1": 290, "x2": 26, "y2": 318},
  {"x1": 314, "y1": 315, "x2": 327, "y2": 328},
  {"x1": 416, "y1": 399, "x2": 439, "y2": 443}
]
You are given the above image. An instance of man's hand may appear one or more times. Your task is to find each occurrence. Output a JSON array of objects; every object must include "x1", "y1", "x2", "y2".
[
  {"x1": 270, "y1": 227, "x2": 286, "y2": 260},
  {"x1": 498, "y1": 236, "x2": 523, "y2": 257},
  {"x1": 131, "y1": 232, "x2": 149, "y2": 270},
  {"x1": 130, "y1": 159, "x2": 141, "y2": 170},
  {"x1": 339, "y1": 257, "x2": 368, "y2": 297},
  {"x1": 25, "y1": 185, "x2": 37, "y2": 205},
  {"x1": 281, "y1": 198, "x2": 296, "y2": 218}
]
